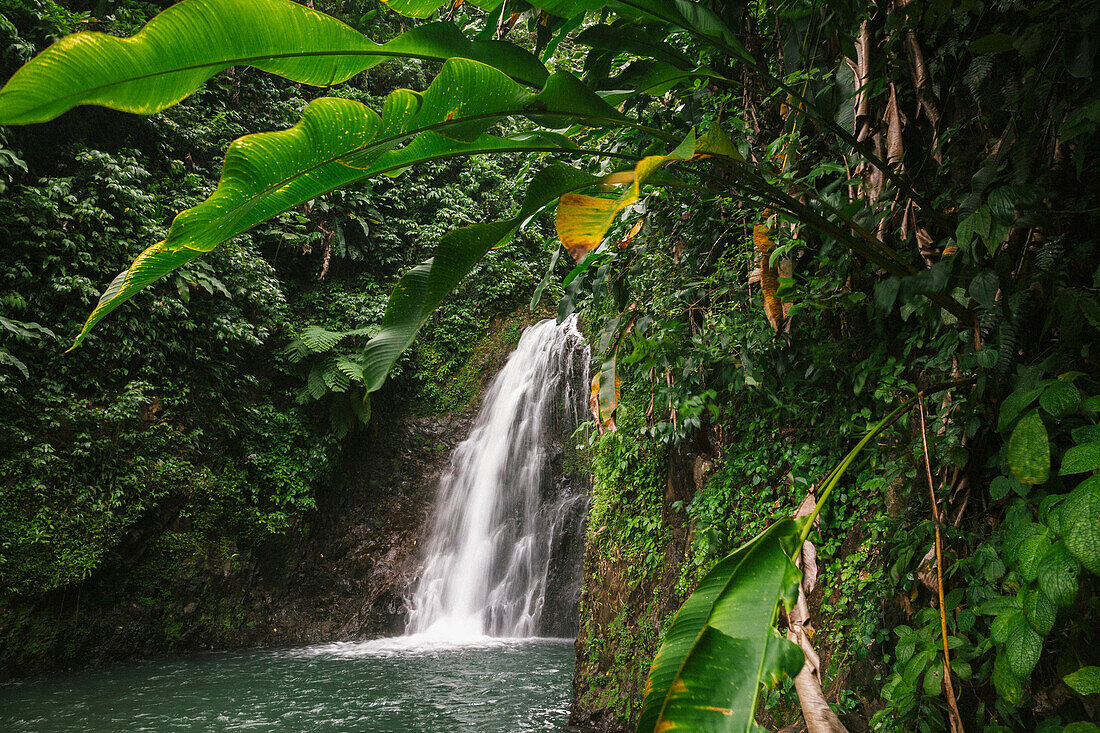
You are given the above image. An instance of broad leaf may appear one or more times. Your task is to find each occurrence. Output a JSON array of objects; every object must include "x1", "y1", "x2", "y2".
[
  {"x1": 1037, "y1": 541, "x2": 1080, "y2": 607},
  {"x1": 1061, "y1": 442, "x2": 1100, "y2": 475},
  {"x1": 71, "y1": 59, "x2": 622, "y2": 346},
  {"x1": 1073, "y1": 424, "x2": 1100, "y2": 444},
  {"x1": 361, "y1": 164, "x2": 601, "y2": 394},
  {"x1": 556, "y1": 131, "x2": 696, "y2": 260},
  {"x1": 1019, "y1": 584, "x2": 1055, "y2": 635},
  {"x1": 1040, "y1": 381, "x2": 1081, "y2": 418},
  {"x1": 0, "y1": 0, "x2": 549, "y2": 124},
  {"x1": 992, "y1": 651, "x2": 1025, "y2": 707},
  {"x1": 66, "y1": 243, "x2": 204, "y2": 351},
  {"x1": 637, "y1": 519, "x2": 803, "y2": 733},
  {"x1": 998, "y1": 387, "x2": 1043, "y2": 432},
  {"x1": 1064, "y1": 666, "x2": 1100, "y2": 695},
  {"x1": 384, "y1": 0, "x2": 752, "y2": 63},
  {"x1": 382, "y1": 0, "x2": 504, "y2": 18},
  {"x1": 1062, "y1": 475, "x2": 1100, "y2": 574},
  {"x1": 1000, "y1": 609, "x2": 1042, "y2": 677},
  {"x1": 1007, "y1": 410, "x2": 1050, "y2": 485},
  {"x1": 1016, "y1": 533, "x2": 1051, "y2": 582},
  {"x1": 576, "y1": 23, "x2": 698, "y2": 70}
]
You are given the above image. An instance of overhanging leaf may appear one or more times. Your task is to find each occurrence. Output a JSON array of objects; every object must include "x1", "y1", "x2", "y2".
[
  {"x1": 0, "y1": 1, "x2": 552, "y2": 125},
  {"x1": 637, "y1": 519, "x2": 803, "y2": 733},
  {"x1": 386, "y1": 0, "x2": 750, "y2": 64},
  {"x1": 383, "y1": 0, "x2": 504, "y2": 18},
  {"x1": 66, "y1": 242, "x2": 203, "y2": 351},
  {"x1": 556, "y1": 130, "x2": 696, "y2": 261},
  {"x1": 71, "y1": 59, "x2": 622, "y2": 347},
  {"x1": 362, "y1": 164, "x2": 601, "y2": 394}
]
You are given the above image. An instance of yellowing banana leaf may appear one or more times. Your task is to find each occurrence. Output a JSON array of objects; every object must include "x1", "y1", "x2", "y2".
[
  {"x1": 70, "y1": 59, "x2": 623, "y2": 347},
  {"x1": 589, "y1": 356, "x2": 619, "y2": 432},
  {"x1": 637, "y1": 519, "x2": 805, "y2": 733},
  {"x1": 0, "y1": 0, "x2": 551, "y2": 125},
  {"x1": 617, "y1": 218, "x2": 645, "y2": 249},
  {"x1": 695, "y1": 125, "x2": 743, "y2": 161},
  {"x1": 556, "y1": 130, "x2": 696, "y2": 261},
  {"x1": 754, "y1": 220, "x2": 784, "y2": 331}
]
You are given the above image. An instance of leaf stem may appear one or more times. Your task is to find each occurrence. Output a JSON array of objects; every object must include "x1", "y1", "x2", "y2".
[
  {"x1": 799, "y1": 378, "x2": 975, "y2": 543},
  {"x1": 917, "y1": 393, "x2": 966, "y2": 733}
]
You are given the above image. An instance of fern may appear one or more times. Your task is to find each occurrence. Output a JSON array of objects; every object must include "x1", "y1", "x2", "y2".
[
  {"x1": 284, "y1": 324, "x2": 378, "y2": 363},
  {"x1": 300, "y1": 325, "x2": 344, "y2": 353},
  {"x1": 306, "y1": 365, "x2": 328, "y2": 400},
  {"x1": 334, "y1": 355, "x2": 364, "y2": 381},
  {"x1": 964, "y1": 55, "x2": 994, "y2": 98},
  {"x1": 294, "y1": 352, "x2": 366, "y2": 409},
  {"x1": 322, "y1": 360, "x2": 351, "y2": 392},
  {"x1": 995, "y1": 292, "x2": 1026, "y2": 377},
  {"x1": 1034, "y1": 235, "x2": 1064, "y2": 275}
]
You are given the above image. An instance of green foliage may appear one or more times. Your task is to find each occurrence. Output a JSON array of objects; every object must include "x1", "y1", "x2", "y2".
[
  {"x1": 1, "y1": 0, "x2": 1098, "y2": 729},
  {"x1": 637, "y1": 520, "x2": 804, "y2": 733},
  {"x1": 0, "y1": 0, "x2": 539, "y2": 612},
  {"x1": 0, "y1": 0, "x2": 548, "y2": 124}
]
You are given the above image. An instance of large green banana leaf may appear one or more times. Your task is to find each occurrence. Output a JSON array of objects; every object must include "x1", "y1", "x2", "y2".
[
  {"x1": 69, "y1": 58, "x2": 625, "y2": 347},
  {"x1": 636, "y1": 519, "x2": 805, "y2": 733},
  {"x1": 382, "y1": 0, "x2": 505, "y2": 18},
  {"x1": 0, "y1": 0, "x2": 550, "y2": 125},
  {"x1": 382, "y1": 0, "x2": 751, "y2": 62}
]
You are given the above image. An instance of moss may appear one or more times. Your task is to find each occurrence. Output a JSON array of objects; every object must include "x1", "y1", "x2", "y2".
[
  {"x1": 0, "y1": 601, "x2": 66, "y2": 671},
  {"x1": 573, "y1": 381, "x2": 689, "y2": 726},
  {"x1": 413, "y1": 311, "x2": 542, "y2": 413}
]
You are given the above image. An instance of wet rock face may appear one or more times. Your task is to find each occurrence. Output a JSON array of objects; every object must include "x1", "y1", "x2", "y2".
[
  {"x1": 539, "y1": 471, "x2": 589, "y2": 638},
  {"x1": 287, "y1": 409, "x2": 479, "y2": 641},
  {"x1": 568, "y1": 445, "x2": 705, "y2": 733}
]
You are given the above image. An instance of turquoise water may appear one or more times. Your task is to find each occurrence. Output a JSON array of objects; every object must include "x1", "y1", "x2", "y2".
[{"x1": 0, "y1": 637, "x2": 576, "y2": 731}]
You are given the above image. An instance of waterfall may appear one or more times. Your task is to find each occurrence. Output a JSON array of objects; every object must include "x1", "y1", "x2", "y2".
[{"x1": 405, "y1": 316, "x2": 589, "y2": 640}]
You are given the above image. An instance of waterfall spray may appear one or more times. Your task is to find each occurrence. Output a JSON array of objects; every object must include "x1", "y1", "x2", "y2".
[{"x1": 405, "y1": 316, "x2": 589, "y2": 640}]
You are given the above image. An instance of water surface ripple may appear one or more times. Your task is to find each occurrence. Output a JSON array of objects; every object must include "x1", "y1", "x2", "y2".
[{"x1": 0, "y1": 637, "x2": 575, "y2": 731}]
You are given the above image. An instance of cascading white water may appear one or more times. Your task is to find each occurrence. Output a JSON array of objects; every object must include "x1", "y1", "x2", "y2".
[{"x1": 405, "y1": 316, "x2": 589, "y2": 640}]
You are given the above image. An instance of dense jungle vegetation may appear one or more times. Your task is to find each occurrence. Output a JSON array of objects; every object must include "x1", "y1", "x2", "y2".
[
  {"x1": 1, "y1": 0, "x2": 1099, "y2": 731},
  {"x1": 0, "y1": 0, "x2": 547, "y2": 661}
]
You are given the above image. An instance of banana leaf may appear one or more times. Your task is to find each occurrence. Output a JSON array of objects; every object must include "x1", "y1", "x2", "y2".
[
  {"x1": 637, "y1": 519, "x2": 805, "y2": 733},
  {"x1": 0, "y1": 0, "x2": 549, "y2": 125},
  {"x1": 69, "y1": 58, "x2": 624, "y2": 347}
]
